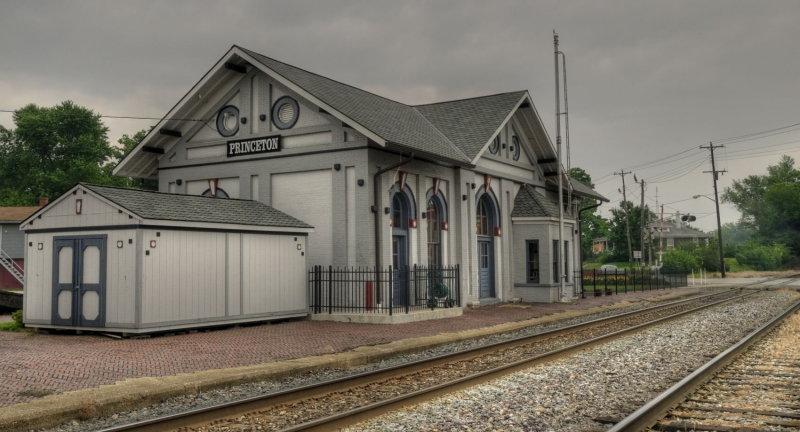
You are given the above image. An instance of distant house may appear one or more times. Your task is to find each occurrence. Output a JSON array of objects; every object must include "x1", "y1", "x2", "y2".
[
  {"x1": 592, "y1": 236, "x2": 610, "y2": 254},
  {"x1": 649, "y1": 220, "x2": 710, "y2": 250},
  {"x1": 0, "y1": 202, "x2": 45, "y2": 289}
]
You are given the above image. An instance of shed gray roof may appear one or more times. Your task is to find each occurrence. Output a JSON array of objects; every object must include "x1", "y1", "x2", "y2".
[
  {"x1": 511, "y1": 184, "x2": 561, "y2": 218},
  {"x1": 82, "y1": 184, "x2": 312, "y2": 229}
]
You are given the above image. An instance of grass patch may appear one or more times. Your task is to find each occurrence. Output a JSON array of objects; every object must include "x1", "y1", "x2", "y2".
[{"x1": 0, "y1": 321, "x2": 24, "y2": 332}]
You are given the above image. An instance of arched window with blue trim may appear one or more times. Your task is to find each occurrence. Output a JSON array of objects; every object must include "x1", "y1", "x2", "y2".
[{"x1": 425, "y1": 189, "x2": 448, "y2": 267}]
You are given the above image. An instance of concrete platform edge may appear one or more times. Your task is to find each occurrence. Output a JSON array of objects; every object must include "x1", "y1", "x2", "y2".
[{"x1": 0, "y1": 287, "x2": 726, "y2": 431}]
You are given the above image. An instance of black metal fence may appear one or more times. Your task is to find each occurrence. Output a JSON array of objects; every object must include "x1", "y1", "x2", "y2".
[
  {"x1": 309, "y1": 265, "x2": 461, "y2": 315},
  {"x1": 579, "y1": 268, "x2": 688, "y2": 297}
]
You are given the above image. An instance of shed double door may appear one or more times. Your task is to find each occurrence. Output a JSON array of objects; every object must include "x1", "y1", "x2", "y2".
[{"x1": 52, "y1": 236, "x2": 106, "y2": 327}]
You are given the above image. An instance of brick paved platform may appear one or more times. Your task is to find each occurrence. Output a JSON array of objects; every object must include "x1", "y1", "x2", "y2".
[{"x1": 0, "y1": 285, "x2": 737, "y2": 412}]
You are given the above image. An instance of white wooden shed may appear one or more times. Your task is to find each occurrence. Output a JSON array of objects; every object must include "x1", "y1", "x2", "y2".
[{"x1": 20, "y1": 183, "x2": 312, "y2": 334}]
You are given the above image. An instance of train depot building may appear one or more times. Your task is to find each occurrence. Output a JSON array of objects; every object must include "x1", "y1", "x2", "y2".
[{"x1": 23, "y1": 45, "x2": 606, "y2": 331}]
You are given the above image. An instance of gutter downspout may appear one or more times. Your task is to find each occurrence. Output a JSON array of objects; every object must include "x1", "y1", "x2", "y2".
[
  {"x1": 373, "y1": 152, "x2": 415, "y2": 270},
  {"x1": 577, "y1": 201, "x2": 603, "y2": 298}
]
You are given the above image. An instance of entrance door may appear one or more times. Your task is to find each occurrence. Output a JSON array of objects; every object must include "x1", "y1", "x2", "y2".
[
  {"x1": 476, "y1": 193, "x2": 497, "y2": 298},
  {"x1": 392, "y1": 234, "x2": 408, "y2": 306},
  {"x1": 478, "y1": 238, "x2": 494, "y2": 297},
  {"x1": 52, "y1": 236, "x2": 106, "y2": 327}
]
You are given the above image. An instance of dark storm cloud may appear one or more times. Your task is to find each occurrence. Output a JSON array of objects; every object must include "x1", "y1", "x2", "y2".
[{"x1": 1, "y1": 0, "x2": 799, "y2": 229}]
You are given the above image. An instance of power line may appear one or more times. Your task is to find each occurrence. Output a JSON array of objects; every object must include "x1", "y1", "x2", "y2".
[
  {"x1": 0, "y1": 109, "x2": 205, "y2": 122},
  {"x1": 712, "y1": 121, "x2": 800, "y2": 145}
]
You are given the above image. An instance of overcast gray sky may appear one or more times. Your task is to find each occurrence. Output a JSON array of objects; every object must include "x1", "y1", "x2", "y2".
[{"x1": 2, "y1": 0, "x2": 799, "y2": 231}]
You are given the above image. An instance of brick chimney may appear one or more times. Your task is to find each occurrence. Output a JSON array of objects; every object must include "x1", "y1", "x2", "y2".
[{"x1": 38, "y1": 197, "x2": 49, "y2": 207}]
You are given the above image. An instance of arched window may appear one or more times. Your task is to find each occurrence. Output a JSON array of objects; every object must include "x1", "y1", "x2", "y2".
[
  {"x1": 476, "y1": 198, "x2": 489, "y2": 236},
  {"x1": 426, "y1": 191, "x2": 447, "y2": 267},
  {"x1": 392, "y1": 193, "x2": 408, "y2": 228},
  {"x1": 201, "y1": 188, "x2": 230, "y2": 199}
]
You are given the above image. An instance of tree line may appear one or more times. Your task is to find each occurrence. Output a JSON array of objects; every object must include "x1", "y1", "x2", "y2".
[
  {"x1": 1, "y1": 101, "x2": 796, "y2": 272},
  {"x1": 575, "y1": 156, "x2": 800, "y2": 272},
  {"x1": 0, "y1": 101, "x2": 152, "y2": 206}
]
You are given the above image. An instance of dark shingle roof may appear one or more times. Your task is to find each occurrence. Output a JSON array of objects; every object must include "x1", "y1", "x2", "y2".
[
  {"x1": 647, "y1": 220, "x2": 710, "y2": 239},
  {"x1": 511, "y1": 184, "x2": 560, "y2": 218},
  {"x1": 239, "y1": 47, "x2": 470, "y2": 163},
  {"x1": 415, "y1": 91, "x2": 526, "y2": 161},
  {"x1": 82, "y1": 184, "x2": 312, "y2": 229},
  {"x1": 569, "y1": 179, "x2": 609, "y2": 202}
]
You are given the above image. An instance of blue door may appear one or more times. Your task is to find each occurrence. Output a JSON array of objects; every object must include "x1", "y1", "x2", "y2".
[
  {"x1": 478, "y1": 238, "x2": 494, "y2": 298},
  {"x1": 52, "y1": 236, "x2": 106, "y2": 327},
  {"x1": 392, "y1": 234, "x2": 408, "y2": 306}
]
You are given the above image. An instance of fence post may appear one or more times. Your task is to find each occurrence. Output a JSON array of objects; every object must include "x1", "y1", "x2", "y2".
[
  {"x1": 455, "y1": 264, "x2": 461, "y2": 306},
  {"x1": 327, "y1": 266, "x2": 333, "y2": 314},
  {"x1": 406, "y1": 265, "x2": 411, "y2": 314},
  {"x1": 388, "y1": 265, "x2": 393, "y2": 316}
]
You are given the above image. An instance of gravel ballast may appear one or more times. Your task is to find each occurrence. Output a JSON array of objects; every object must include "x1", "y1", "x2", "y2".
[
  {"x1": 35, "y1": 290, "x2": 721, "y2": 432},
  {"x1": 346, "y1": 290, "x2": 800, "y2": 432},
  {"x1": 35, "y1": 288, "x2": 780, "y2": 432}
]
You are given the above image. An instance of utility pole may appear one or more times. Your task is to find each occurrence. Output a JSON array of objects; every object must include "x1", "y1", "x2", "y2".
[
  {"x1": 659, "y1": 204, "x2": 665, "y2": 267},
  {"x1": 639, "y1": 177, "x2": 646, "y2": 267},
  {"x1": 700, "y1": 142, "x2": 727, "y2": 278},
  {"x1": 615, "y1": 169, "x2": 633, "y2": 267}
]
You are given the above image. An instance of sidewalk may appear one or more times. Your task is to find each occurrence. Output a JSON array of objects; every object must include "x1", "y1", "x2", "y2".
[{"x1": 0, "y1": 283, "x2": 751, "y2": 430}]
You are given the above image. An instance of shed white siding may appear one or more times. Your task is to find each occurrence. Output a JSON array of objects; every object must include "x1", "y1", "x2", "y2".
[
  {"x1": 24, "y1": 193, "x2": 140, "y2": 230},
  {"x1": 140, "y1": 229, "x2": 227, "y2": 325}
]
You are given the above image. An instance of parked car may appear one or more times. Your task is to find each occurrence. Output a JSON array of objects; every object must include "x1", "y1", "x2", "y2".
[{"x1": 599, "y1": 264, "x2": 623, "y2": 274}]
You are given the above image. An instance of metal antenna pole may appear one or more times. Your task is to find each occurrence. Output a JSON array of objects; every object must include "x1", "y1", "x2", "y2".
[
  {"x1": 554, "y1": 30, "x2": 565, "y2": 298},
  {"x1": 700, "y1": 142, "x2": 727, "y2": 278}
]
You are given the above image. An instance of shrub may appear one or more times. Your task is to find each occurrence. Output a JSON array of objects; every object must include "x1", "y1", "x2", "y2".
[
  {"x1": 735, "y1": 242, "x2": 790, "y2": 270},
  {"x1": 661, "y1": 249, "x2": 699, "y2": 273},
  {"x1": 11, "y1": 310, "x2": 22, "y2": 326}
]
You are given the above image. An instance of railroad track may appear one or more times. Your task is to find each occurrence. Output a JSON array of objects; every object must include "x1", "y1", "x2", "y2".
[
  {"x1": 610, "y1": 292, "x2": 800, "y2": 431},
  {"x1": 95, "y1": 284, "x2": 779, "y2": 432}
]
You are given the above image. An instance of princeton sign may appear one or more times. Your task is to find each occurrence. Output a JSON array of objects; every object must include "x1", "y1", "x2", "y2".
[{"x1": 227, "y1": 135, "x2": 281, "y2": 157}]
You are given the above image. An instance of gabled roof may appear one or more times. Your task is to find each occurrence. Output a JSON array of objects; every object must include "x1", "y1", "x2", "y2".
[
  {"x1": 240, "y1": 47, "x2": 470, "y2": 162},
  {"x1": 114, "y1": 46, "x2": 540, "y2": 177},
  {"x1": 415, "y1": 91, "x2": 528, "y2": 161},
  {"x1": 0, "y1": 206, "x2": 41, "y2": 223},
  {"x1": 42, "y1": 184, "x2": 312, "y2": 229},
  {"x1": 569, "y1": 179, "x2": 609, "y2": 202},
  {"x1": 648, "y1": 220, "x2": 710, "y2": 239},
  {"x1": 511, "y1": 184, "x2": 561, "y2": 218}
]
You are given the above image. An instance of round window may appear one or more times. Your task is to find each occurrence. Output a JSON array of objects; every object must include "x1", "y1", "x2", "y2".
[
  {"x1": 488, "y1": 136, "x2": 500, "y2": 154},
  {"x1": 271, "y1": 96, "x2": 299, "y2": 130},
  {"x1": 216, "y1": 105, "x2": 239, "y2": 137},
  {"x1": 511, "y1": 135, "x2": 521, "y2": 161}
]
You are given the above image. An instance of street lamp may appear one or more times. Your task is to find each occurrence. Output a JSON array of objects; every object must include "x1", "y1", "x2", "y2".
[{"x1": 693, "y1": 194, "x2": 726, "y2": 278}]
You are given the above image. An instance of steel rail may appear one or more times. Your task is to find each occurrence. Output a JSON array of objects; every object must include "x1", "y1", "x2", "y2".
[
  {"x1": 100, "y1": 280, "x2": 784, "y2": 432},
  {"x1": 275, "y1": 290, "x2": 769, "y2": 432},
  {"x1": 608, "y1": 297, "x2": 800, "y2": 432}
]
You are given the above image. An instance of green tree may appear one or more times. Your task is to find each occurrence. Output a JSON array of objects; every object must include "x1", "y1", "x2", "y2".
[
  {"x1": 608, "y1": 201, "x2": 655, "y2": 262},
  {"x1": 113, "y1": 129, "x2": 157, "y2": 190},
  {"x1": 722, "y1": 155, "x2": 800, "y2": 253},
  {"x1": 0, "y1": 101, "x2": 129, "y2": 205},
  {"x1": 570, "y1": 167, "x2": 609, "y2": 259}
]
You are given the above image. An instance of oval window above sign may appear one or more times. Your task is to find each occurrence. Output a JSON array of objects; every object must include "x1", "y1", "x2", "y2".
[
  {"x1": 512, "y1": 135, "x2": 521, "y2": 161},
  {"x1": 216, "y1": 105, "x2": 240, "y2": 137},
  {"x1": 271, "y1": 96, "x2": 299, "y2": 130}
]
